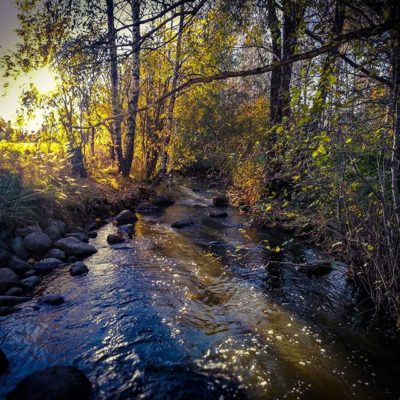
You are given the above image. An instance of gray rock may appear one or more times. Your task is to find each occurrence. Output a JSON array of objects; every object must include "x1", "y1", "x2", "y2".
[
  {"x1": 34, "y1": 258, "x2": 64, "y2": 274},
  {"x1": 0, "y1": 348, "x2": 8, "y2": 374},
  {"x1": 6, "y1": 366, "x2": 92, "y2": 400},
  {"x1": 113, "y1": 209, "x2": 137, "y2": 225},
  {"x1": 38, "y1": 294, "x2": 64, "y2": 306},
  {"x1": 24, "y1": 232, "x2": 52, "y2": 255},
  {"x1": 44, "y1": 248, "x2": 66, "y2": 261},
  {"x1": 117, "y1": 224, "x2": 134, "y2": 237},
  {"x1": 209, "y1": 211, "x2": 228, "y2": 218},
  {"x1": 69, "y1": 261, "x2": 89, "y2": 276},
  {"x1": 0, "y1": 295, "x2": 31, "y2": 306},
  {"x1": 213, "y1": 195, "x2": 229, "y2": 207},
  {"x1": 20, "y1": 276, "x2": 41, "y2": 290},
  {"x1": 136, "y1": 202, "x2": 161, "y2": 215},
  {"x1": 8, "y1": 255, "x2": 31, "y2": 275},
  {"x1": 15, "y1": 225, "x2": 42, "y2": 238},
  {"x1": 87, "y1": 231, "x2": 97, "y2": 239},
  {"x1": 65, "y1": 232, "x2": 89, "y2": 243},
  {"x1": 5, "y1": 287, "x2": 24, "y2": 296},
  {"x1": 0, "y1": 268, "x2": 19, "y2": 294},
  {"x1": 107, "y1": 234, "x2": 125, "y2": 244},
  {"x1": 54, "y1": 237, "x2": 97, "y2": 257},
  {"x1": 151, "y1": 195, "x2": 175, "y2": 207},
  {"x1": 9, "y1": 237, "x2": 29, "y2": 260},
  {"x1": 171, "y1": 219, "x2": 196, "y2": 229}
]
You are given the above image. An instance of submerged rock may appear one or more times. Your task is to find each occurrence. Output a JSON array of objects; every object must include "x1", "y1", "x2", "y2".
[
  {"x1": 54, "y1": 237, "x2": 97, "y2": 257},
  {"x1": 171, "y1": 219, "x2": 195, "y2": 229},
  {"x1": 38, "y1": 294, "x2": 64, "y2": 306},
  {"x1": 0, "y1": 268, "x2": 19, "y2": 294},
  {"x1": 34, "y1": 258, "x2": 64, "y2": 274},
  {"x1": 107, "y1": 234, "x2": 125, "y2": 244},
  {"x1": 69, "y1": 262, "x2": 89, "y2": 276},
  {"x1": 151, "y1": 195, "x2": 175, "y2": 207},
  {"x1": 20, "y1": 276, "x2": 41, "y2": 290},
  {"x1": 87, "y1": 231, "x2": 97, "y2": 239},
  {"x1": 209, "y1": 211, "x2": 228, "y2": 218},
  {"x1": 212, "y1": 195, "x2": 229, "y2": 207},
  {"x1": 297, "y1": 260, "x2": 334, "y2": 275},
  {"x1": 136, "y1": 202, "x2": 162, "y2": 215},
  {"x1": 6, "y1": 366, "x2": 92, "y2": 400},
  {"x1": 23, "y1": 232, "x2": 52, "y2": 255},
  {"x1": 0, "y1": 349, "x2": 9, "y2": 375},
  {"x1": 113, "y1": 210, "x2": 138, "y2": 225}
]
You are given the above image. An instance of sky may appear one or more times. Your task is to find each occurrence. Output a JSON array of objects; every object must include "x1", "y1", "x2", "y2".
[{"x1": 0, "y1": 0, "x2": 56, "y2": 130}]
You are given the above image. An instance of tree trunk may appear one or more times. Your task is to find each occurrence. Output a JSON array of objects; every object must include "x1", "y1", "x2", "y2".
[
  {"x1": 106, "y1": 0, "x2": 123, "y2": 171},
  {"x1": 121, "y1": 0, "x2": 141, "y2": 177},
  {"x1": 158, "y1": 4, "x2": 185, "y2": 178}
]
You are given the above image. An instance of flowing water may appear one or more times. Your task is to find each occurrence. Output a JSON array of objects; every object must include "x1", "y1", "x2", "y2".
[{"x1": 1, "y1": 177, "x2": 399, "y2": 399}]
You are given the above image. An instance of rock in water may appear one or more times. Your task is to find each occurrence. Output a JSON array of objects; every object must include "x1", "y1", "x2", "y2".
[
  {"x1": 44, "y1": 248, "x2": 67, "y2": 262},
  {"x1": 65, "y1": 233, "x2": 89, "y2": 243},
  {"x1": 34, "y1": 258, "x2": 64, "y2": 274},
  {"x1": 23, "y1": 232, "x2": 52, "y2": 255},
  {"x1": 209, "y1": 211, "x2": 228, "y2": 218},
  {"x1": 171, "y1": 219, "x2": 195, "y2": 229},
  {"x1": 20, "y1": 276, "x2": 41, "y2": 290},
  {"x1": 0, "y1": 349, "x2": 9, "y2": 375},
  {"x1": 38, "y1": 294, "x2": 64, "y2": 306},
  {"x1": 297, "y1": 260, "x2": 334, "y2": 275},
  {"x1": 54, "y1": 237, "x2": 97, "y2": 257},
  {"x1": 6, "y1": 366, "x2": 92, "y2": 400},
  {"x1": 113, "y1": 210, "x2": 137, "y2": 225},
  {"x1": 151, "y1": 195, "x2": 175, "y2": 207},
  {"x1": 212, "y1": 195, "x2": 229, "y2": 207},
  {"x1": 107, "y1": 234, "x2": 125, "y2": 244},
  {"x1": 117, "y1": 224, "x2": 134, "y2": 237},
  {"x1": 136, "y1": 202, "x2": 162, "y2": 215},
  {"x1": 69, "y1": 262, "x2": 89, "y2": 276},
  {"x1": 0, "y1": 268, "x2": 19, "y2": 294},
  {"x1": 87, "y1": 231, "x2": 97, "y2": 239}
]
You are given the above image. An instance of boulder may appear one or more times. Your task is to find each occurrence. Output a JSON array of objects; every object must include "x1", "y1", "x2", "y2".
[
  {"x1": 212, "y1": 195, "x2": 229, "y2": 207},
  {"x1": 136, "y1": 202, "x2": 162, "y2": 215},
  {"x1": 5, "y1": 287, "x2": 23, "y2": 296},
  {"x1": 117, "y1": 224, "x2": 134, "y2": 237},
  {"x1": 8, "y1": 256, "x2": 31, "y2": 275},
  {"x1": 38, "y1": 294, "x2": 64, "y2": 306},
  {"x1": 15, "y1": 226, "x2": 42, "y2": 238},
  {"x1": 0, "y1": 268, "x2": 19, "y2": 294},
  {"x1": 0, "y1": 349, "x2": 8, "y2": 374},
  {"x1": 151, "y1": 195, "x2": 175, "y2": 207},
  {"x1": 34, "y1": 258, "x2": 64, "y2": 274},
  {"x1": 0, "y1": 295, "x2": 31, "y2": 306},
  {"x1": 20, "y1": 276, "x2": 41, "y2": 290},
  {"x1": 113, "y1": 210, "x2": 137, "y2": 225},
  {"x1": 9, "y1": 237, "x2": 29, "y2": 260},
  {"x1": 87, "y1": 231, "x2": 97, "y2": 239},
  {"x1": 209, "y1": 211, "x2": 228, "y2": 218},
  {"x1": 6, "y1": 366, "x2": 92, "y2": 400},
  {"x1": 44, "y1": 248, "x2": 66, "y2": 262},
  {"x1": 107, "y1": 234, "x2": 125, "y2": 244},
  {"x1": 54, "y1": 237, "x2": 97, "y2": 258},
  {"x1": 69, "y1": 262, "x2": 89, "y2": 276},
  {"x1": 24, "y1": 232, "x2": 52, "y2": 255},
  {"x1": 65, "y1": 233, "x2": 89, "y2": 243},
  {"x1": 171, "y1": 219, "x2": 195, "y2": 229}
]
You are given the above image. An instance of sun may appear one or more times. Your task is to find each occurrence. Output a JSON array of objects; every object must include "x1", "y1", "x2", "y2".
[{"x1": 30, "y1": 67, "x2": 57, "y2": 94}]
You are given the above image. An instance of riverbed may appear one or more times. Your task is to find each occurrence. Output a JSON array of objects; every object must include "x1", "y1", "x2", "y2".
[{"x1": 1, "y1": 176, "x2": 399, "y2": 399}]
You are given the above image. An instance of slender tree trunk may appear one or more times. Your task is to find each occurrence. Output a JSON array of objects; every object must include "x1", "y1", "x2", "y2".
[
  {"x1": 158, "y1": 5, "x2": 185, "y2": 178},
  {"x1": 106, "y1": 0, "x2": 123, "y2": 171},
  {"x1": 121, "y1": 0, "x2": 141, "y2": 177}
]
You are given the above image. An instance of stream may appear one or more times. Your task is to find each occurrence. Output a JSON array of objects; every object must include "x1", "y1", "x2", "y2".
[{"x1": 1, "y1": 176, "x2": 399, "y2": 399}]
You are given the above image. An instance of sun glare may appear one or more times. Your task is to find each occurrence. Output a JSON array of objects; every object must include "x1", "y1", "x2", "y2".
[{"x1": 31, "y1": 68, "x2": 57, "y2": 94}]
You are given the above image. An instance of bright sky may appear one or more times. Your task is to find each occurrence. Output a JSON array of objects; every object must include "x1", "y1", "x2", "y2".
[{"x1": 0, "y1": 0, "x2": 57, "y2": 130}]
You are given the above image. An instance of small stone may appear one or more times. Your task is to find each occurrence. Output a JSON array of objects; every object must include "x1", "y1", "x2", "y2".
[
  {"x1": 44, "y1": 248, "x2": 67, "y2": 261},
  {"x1": 107, "y1": 234, "x2": 125, "y2": 244},
  {"x1": 34, "y1": 258, "x2": 64, "y2": 274},
  {"x1": 38, "y1": 294, "x2": 64, "y2": 306},
  {"x1": 69, "y1": 262, "x2": 89, "y2": 276},
  {"x1": 20, "y1": 276, "x2": 41, "y2": 290},
  {"x1": 113, "y1": 209, "x2": 138, "y2": 225},
  {"x1": 87, "y1": 231, "x2": 97, "y2": 239},
  {"x1": 6, "y1": 366, "x2": 92, "y2": 400},
  {"x1": 0, "y1": 348, "x2": 8, "y2": 374},
  {"x1": 65, "y1": 232, "x2": 89, "y2": 243}
]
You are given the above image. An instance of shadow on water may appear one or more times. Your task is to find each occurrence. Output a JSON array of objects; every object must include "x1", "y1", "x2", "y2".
[{"x1": 1, "y1": 176, "x2": 400, "y2": 399}]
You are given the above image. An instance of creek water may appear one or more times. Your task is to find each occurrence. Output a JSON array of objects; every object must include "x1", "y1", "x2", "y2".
[{"x1": 0, "y1": 177, "x2": 399, "y2": 400}]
